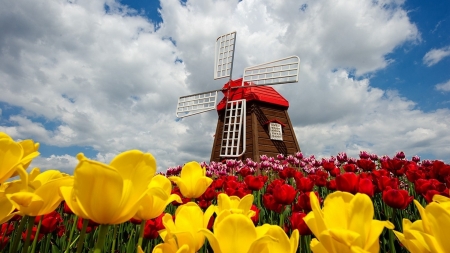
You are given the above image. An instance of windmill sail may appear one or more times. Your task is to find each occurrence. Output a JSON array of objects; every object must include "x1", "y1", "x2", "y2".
[
  {"x1": 176, "y1": 91, "x2": 219, "y2": 118},
  {"x1": 220, "y1": 99, "x2": 246, "y2": 157},
  {"x1": 214, "y1": 31, "x2": 237, "y2": 80},
  {"x1": 242, "y1": 56, "x2": 300, "y2": 86}
]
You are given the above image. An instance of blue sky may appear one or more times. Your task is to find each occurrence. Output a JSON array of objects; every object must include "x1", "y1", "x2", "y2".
[{"x1": 0, "y1": 0, "x2": 449, "y2": 173}]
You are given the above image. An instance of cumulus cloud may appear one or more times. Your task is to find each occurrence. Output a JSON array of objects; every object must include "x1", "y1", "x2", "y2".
[
  {"x1": 435, "y1": 79, "x2": 450, "y2": 92},
  {"x1": 423, "y1": 46, "x2": 450, "y2": 66},
  {"x1": 2, "y1": 0, "x2": 450, "y2": 174}
]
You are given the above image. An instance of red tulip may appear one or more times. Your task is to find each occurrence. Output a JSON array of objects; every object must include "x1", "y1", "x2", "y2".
[
  {"x1": 326, "y1": 179, "x2": 337, "y2": 191},
  {"x1": 357, "y1": 159, "x2": 376, "y2": 172},
  {"x1": 376, "y1": 176, "x2": 399, "y2": 192},
  {"x1": 63, "y1": 201, "x2": 73, "y2": 214},
  {"x1": 314, "y1": 170, "x2": 329, "y2": 187},
  {"x1": 322, "y1": 161, "x2": 337, "y2": 172},
  {"x1": 0, "y1": 236, "x2": 9, "y2": 251},
  {"x1": 262, "y1": 194, "x2": 283, "y2": 213},
  {"x1": 423, "y1": 190, "x2": 450, "y2": 204},
  {"x1": 77, "y1": 218, "x2": 99, "y2": 233},
  {"x1": 290, "y1": 212, "x2": 311, "y2": 235},
  {"x1": 295, "y1": 177, "x2": 314, "y2": 192},
  {"x1": 343, "y1": 164, "x2": 358, "y2": 173},
  {"x1": 201, "y1": 186, "x2": 217, "y2": 201},
  {"x1": 358, "y1": 178, "x2": 374, "y2": 197},
  {"x1": 382, "y1": 187, "x2": 413, "y2": 209},
  {"x1": 293, "y1": 191, "x2": 320, "y2": 213},
  {"x1": 335, "y1": 173, "x2": 359, "y2": 194},
  {"x1": 143, "y1": 214, "x2": 165, "y2": 239},
  {"x1": 250, "y1": 205, "x2": 260, "y2": 225},
  {"x1": 273, "y1": 184, "x2": 297, "y2": 205},
  {"x1": 279, "y1": 167, "x2": 296, "y2": 179},
  {"x1": 244, "y1": 175, "x2": 267, "y2": 191},
  {"x1": 1, "y1": 223, "x2": 14, "y2": 236},
  {"x1": 38, "y1": 211, "x2": 62, "y2": 234},
  {"x1": 22, "y1": 227, "x2": 44, "y2": 242}
]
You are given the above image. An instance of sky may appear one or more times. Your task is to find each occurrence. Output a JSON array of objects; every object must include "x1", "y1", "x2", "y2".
[{"x1": 1, "y1": 0, "x2": 449, "y2": 174}]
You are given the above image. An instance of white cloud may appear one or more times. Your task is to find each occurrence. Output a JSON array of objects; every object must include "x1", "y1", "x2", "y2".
[
  {"x1": 31, "y1": 154, "x2": 79, "y2": 174},
  {"x1": 3, "y1": 0, "x2": 450, "y2": 175},
  {"x1": 423, "y1": 46, "x2": 450, "y2": 66},
  {"x1": 435, "y1": 79, "x2": 450, "y2": 92}
]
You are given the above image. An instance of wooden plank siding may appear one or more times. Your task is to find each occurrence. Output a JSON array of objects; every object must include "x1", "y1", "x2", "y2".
[{"x1": 210, "y1": 101, "x2": 301, "y2": 162}]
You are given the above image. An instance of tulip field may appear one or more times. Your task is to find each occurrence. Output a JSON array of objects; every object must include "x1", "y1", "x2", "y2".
[{"x1": 1, "y1": 131, "x2": 450, "y2": 253}]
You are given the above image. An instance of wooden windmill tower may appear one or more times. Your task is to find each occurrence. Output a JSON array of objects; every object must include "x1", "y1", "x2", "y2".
[{"x1": 176, "y1": 31, "x2": 301, "y2": 162}]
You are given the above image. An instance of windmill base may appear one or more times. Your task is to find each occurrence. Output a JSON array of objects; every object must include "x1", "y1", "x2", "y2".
[{"x1": 210, "y1": 102, "x2": 301, "y2": 163}]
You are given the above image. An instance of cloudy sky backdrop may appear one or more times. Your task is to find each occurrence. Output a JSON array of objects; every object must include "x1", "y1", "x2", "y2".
[{"x1": 1, "y1": 0, "x2": 449, "y2": 173}]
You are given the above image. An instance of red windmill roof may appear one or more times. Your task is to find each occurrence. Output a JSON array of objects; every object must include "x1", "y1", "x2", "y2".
[{"x1": 216, "y1": 78, "x2": 289, "y2": 111}]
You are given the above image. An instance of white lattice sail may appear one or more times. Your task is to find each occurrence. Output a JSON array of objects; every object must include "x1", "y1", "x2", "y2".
[
  {"x1": 242, "y1": 56, "x2": 300, "y2": 86},
  {"x1": 176, "y1": 91, "x2": 218, "y2": 118},
  {"x1": 220, "y1": 99, "x2": 246, "y2": 157},
  {"x1": 214, "y1": 31, "x2": 236, "y2": 80}
]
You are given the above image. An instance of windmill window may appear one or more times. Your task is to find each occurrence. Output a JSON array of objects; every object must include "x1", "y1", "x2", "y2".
[{"x1": 269, "y1": 123, "x2": 283, "y2": 141}]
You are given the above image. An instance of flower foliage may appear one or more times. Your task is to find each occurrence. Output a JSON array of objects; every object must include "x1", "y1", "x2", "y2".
[{"x1": 2, "y1": 132, "x2": 450, "y2": 253}]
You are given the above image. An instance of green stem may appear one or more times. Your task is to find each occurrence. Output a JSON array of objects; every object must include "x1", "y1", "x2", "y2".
[
  {"x1": 30, "y1": 215, "x2": 44, "y2": 253},
  {"x1": 64, "y1": 215, "x2": 78, "y2": 253},
  {"x1": 10, "y1": 216, "x2": 27, "y2": 253},
  {"x1": 137, "y1": 220, "x2": 146, "y2": 248},
  {"x1": 93, "y1": 224, "x2": 110, "y2": 253},
  {"x1": 22, "y1": 215, "x2": 36, "y2": 253},
  {"x1": 76, "y1": 219, "x2": 89, "y2": 253},
  {"x1": 111, "y1": 225, "x2": 118, "y2": 253}
]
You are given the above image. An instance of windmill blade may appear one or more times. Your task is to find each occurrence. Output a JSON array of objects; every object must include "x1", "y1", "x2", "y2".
[
  {"x1": 214, "y1": 31, "x2": 237, "y2": 80},
  {"x1": 176, "y1": 91, "x2": 218, "y2": 118},
  {"x1": 242, "y1": 56, "x2": 300, "y2": 86},
  {"x1": 220, "y1": 99, "x2": 246, "y2": 157}
]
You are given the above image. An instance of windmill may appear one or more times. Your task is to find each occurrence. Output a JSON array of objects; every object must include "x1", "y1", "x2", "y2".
[{"x1": 176, "y1": 31, "x2": 301, "y2": 162}]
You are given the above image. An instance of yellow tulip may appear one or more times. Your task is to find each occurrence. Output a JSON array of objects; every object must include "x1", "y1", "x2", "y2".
[
  {"x1": 134, "y1": 175, "x2": 182, "y2": 221},
  {"x1": 0, "y1": 132, "x2": 39, "y2": 183},
  {"x1": 394, "y1": 195, "x2": 450, "y2": 253},
  {"x1": 199, "y1": 211, "x2": 274, "y2": 253},
  {"x1": 60, "y1": 150, "x2": 161, "y2": 224},
  {"x1": 5, "y1": 167, "x2": 73, "y2": 216},
  {"x1": 169, "y1": 161, "x2": 213, "y2": 199},
  {"x1": 256, "y1": 224, "x2": 299, "y2": 253},
  {"x1": 0, "y1": 193, "x2": 16, "y2": 224},
  {"x1": 304, "y1": 191, "x2": 394, "y2": 253},
  {"x1": 158, "y1": 202, "x2": 215, "y2": 253},
  {"x1": 215, "y1": 193, "x2": 255, "y2": 218},
  {"x1": 152, "y1": 243, "x2": 190, "y2": 253}
]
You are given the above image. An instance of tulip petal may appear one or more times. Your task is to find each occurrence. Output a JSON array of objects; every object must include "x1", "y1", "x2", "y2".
[
  {"x1": 214, "y1": 213, "x2": 258, "y2": 253},
  {"x1": 33, "y1": 176, "x2": 73, "y2": 215},
  {"x1": 199, "y1": 228, "x2": 222, "y2": 253},
  {"x1": 73, "y1": 157, "x2": 124, "y2": 224},
  {"x1": 0, "y1": 138, "x2": 23, "y2": 183},
  {"x1": 238, "y1": 194, "x2": 254, "y2": 212},
  {"x1": 193, "y1": 177, "x2": 213, "y2": 198},
  {"x1": 263, "y1": 225, "x2": 291, "y2": 253},
  {"x1": 109, "y1": 150, "x2": 156, "y2": 193},
  {"x1": 290, "y1": 229, "x2": 300, "y2": 253},
  {"x1": 6, "y1": 191, "x2": 44, "y2": 216},
  {"x1": 60, "y1": 186, "x2": 89, "y2": 219},
  {"x1": 348, "y1": 193, "x2": 374, "y2": 248},
  {"x1": 310, "y1": 238, "x2": 328, "y2": 253},
  {"x1": 0, "y1": 196, "x2": 16, "y2": 224},
  {"x1": 150, "y1": 175, "x2": 173, "y2": 195},
  {"x1": 425, "y1": 203, "x2": 450, "y2": 252},
  {"x1": 180, "y1": 161, "x2": 204, "y2": 184},
  {"x1": 304, "y1": 191, "x2": 326, "y2": 237}
]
